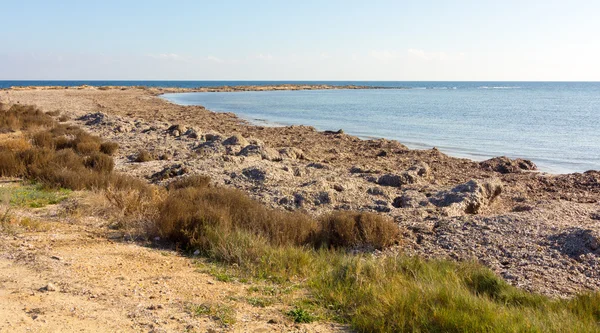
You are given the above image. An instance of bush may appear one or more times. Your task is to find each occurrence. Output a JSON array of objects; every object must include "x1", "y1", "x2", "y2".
[
  {"x1": 0, "y1": 138, "x2": 31, "y2": 152},
  {"x1": 0, "y1": 104, "x2": 54, "y2": 132},
  {"x1": 0, "y1": 151, "x2": 25, "y2": 177},
  {"x1": 156, "y1": 186, "x2": 318, "y2": 251},
  {"x1": 318, "y1": 211, "x2": 400, "y2": 249},
  {"x1": 167, "y1": 175, "x2": 211, "y2": 191},
  {"x1": 84, "y1": 152, "x2": 115, "y2": 173},
  {"x1": 134, "y1": 150, "x2": 154, "y2": 163},
  {"x1": 99, "y1": 142, "x2": 119, "y2": 155},
  {"x1": 31, "y1": 131, "x2": 55, "y2": 149}
]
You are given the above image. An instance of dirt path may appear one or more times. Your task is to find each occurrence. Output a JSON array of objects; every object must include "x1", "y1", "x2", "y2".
[{"x1": 0, "y1": 207, "x2": 344, "y2": 333}]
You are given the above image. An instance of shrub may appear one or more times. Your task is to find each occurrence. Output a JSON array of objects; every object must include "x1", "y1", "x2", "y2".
[
  {"x1": 75, "y1": 141, "x2": 101, "y2": 155},
  {"x1": 0, "y1": 151, "x2": 25, "y2": 177},
  {"x1": 167, "y1": 175, "x2": 211, "y2": 191},
  {"x1": 0, "y1": 138, "x2": 31, "y2": 152},
  {"x1": 318, "y1": 211, "x2": 400, "y2": 249},
  {"x1": 134, "y1": 150, "x2": 154, "y2": 162},
  {"x1": 84, "y1": 152, "x2": 115, "y2": 173},
  {"x1": 99, "y1": 142, "x2": 119, "y2": 155},
  {"x1": 31, "y1": 131, "x2": 55, "y2": 149},
  {"x1": 156, "y1": 187, "x2": 318, "y2": 251},
  {"x1": 0, "y1": 104, "x2": 54, "y2": 132}
]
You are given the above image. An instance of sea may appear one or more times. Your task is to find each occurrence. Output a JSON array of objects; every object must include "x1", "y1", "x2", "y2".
[{"x1": 2, "y1": 81, "x2": 599, "y2": 174}]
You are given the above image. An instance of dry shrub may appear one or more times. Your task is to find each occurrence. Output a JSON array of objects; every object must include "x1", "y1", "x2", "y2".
[
  {"x1": 0, "y1": 138, "x2": 31, "y2": 152},
  {"x1": 134, "y1": 150, "x2": 154, "y2": 163},
  {"x1": 0, "y1": 151, "x2": 25, "y2": 177},
  {"x1": 99, "y1": 142, "x2": 119, "y2": 155},
  {"x1": 84, "y1": 152, "x2": 114, "y2": 173},
  {"x1": 0, "y1": 104, "x2": 54, "y2": 132},
  {"x1": 31, "y1": 131, "x2": 55, "y2": 148},
  {"x1": 167, "y1": 175, "x2": 211, "y2": 191},
  {"x1": 75, "y1": 141, "x2": 101, "y2": 155},
  {"x1": 318, "y1": 211, "x2": 400, "y2": 249},
  {"x1": 104, "y1": 177, "x2": 163, "y2": 233},
  {"x1": 156, "y1": 187, "x2": 318, "y2": 249}
]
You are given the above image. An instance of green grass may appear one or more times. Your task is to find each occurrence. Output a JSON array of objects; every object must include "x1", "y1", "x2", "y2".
[
  {"x1": 187, "y1": 302, "x2": 236, "y2": 326},
  {"x1": 287, "y1": 306, "x2": 315, "y2": 323},
  {"x1": 0, "y1": 183, "x2": 71, "y2": 208},
  {"x1": 186, "y1": 227, "x2": 600, "y2": 332}
]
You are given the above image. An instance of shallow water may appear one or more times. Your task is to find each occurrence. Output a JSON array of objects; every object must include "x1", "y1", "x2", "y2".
[
  {"x1": 161, "y1": 82, "x2": 600, "y2": 174},
  {"x1": 2, "y1": 80, "x2": 598, "y2": 173}
]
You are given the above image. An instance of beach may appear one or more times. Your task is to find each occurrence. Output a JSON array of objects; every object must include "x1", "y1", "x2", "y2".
[{"x1": 1, "y1": 85, "x2": 599, "y2": 298}]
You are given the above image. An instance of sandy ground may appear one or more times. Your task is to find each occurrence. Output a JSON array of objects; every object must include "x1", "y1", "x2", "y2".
[{"x1": 0, "y1": 191, "x2": 345, "y2": 333}]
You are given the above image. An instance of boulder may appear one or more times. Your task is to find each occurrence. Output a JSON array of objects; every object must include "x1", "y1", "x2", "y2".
[
  {"x1": 223, "y1": 134, "x2": 249, "y2": 146},
  {"x1": 480, "y1": 156, "x2": 537, "y2": 174},
  {"x1": 183, "y1": 127, "x2": 199, "y2": 139},
  {"x1": 238, "y1": 145, "x2": 281, "y2": 161},
  {"x1": 392, "y1": 190, "x2": 430, "y2": 208},
  {"x1": 167, "y1": 124, "x2": 185, "y2": 137},
  {"x1": 279, "y1": 147, "x2": 305, "y2": 160},
  {"x1": 242, "y1": 167, "x2": 267, "y2": 182},
  {"x1": 150, "y1": 164, "x2": 188, "y2": 182},
  {"x1": 429, "y1": 178, "x2": 503, "y2": 215},
  {"x1": 377, "y1": 162, "x2": 431, "y2": 187}
]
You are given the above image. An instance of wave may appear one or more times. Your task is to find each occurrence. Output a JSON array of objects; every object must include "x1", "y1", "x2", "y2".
[{"x1": 478, "y1": 86, "x2": 521, "y2": 89}]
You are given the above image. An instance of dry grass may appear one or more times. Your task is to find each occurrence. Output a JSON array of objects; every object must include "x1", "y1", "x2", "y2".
[
  {"x1": 166, "y1": 175, "x2": 211, "y2": 191},
  {"x1": 84, "y1": 152, "x2": 114, "y2": 173},
  {"x1": 0, "y1": 138, "x2": 31, "y2": 152},
  {"x1": 134, "y1": 149, "x2": 154, "y2": 162},
  {"x1": 318, "y1": 211, "x2": 400, "y2": 249},
  {"x1": 99, "y1": 142, "x2": 119, "y2": 155},
  {"x1": 0, "y1": 104, "x2": 54, "y2": 132}
]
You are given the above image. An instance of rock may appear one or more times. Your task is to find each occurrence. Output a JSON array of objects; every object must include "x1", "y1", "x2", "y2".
[
  {"x1": 333, "y1": 184, "x2": 345, "y2": 192},
  {"x1": 480, "y1": 156, "x2": 537, "y2": 174},
  {"x1": 238, "y1": 145, "x2": 281, "y2": 161},
  {"x1": 183, "y1": 127, "x2": 199, "y2": 139},
  {"x1": 242, "y1": 167, "x2": 267, "y2": 182},
  {"x1": 367, "y1": 187, "x2": 386, "y2": 196},
  {"x1": 150, "y1": 164, "x2": 187, "y2": 182},
  {"x1": 40, "y1": 283, "x2": 59, "y2": 292},
  {"x1": 204, "y1": 133, "x2": 222, "y2": 142},
  {"x1": 377, "y1": 162, "x2": 431, "y2": 187},
  {"x1": 167, "y1": 124, "x2": 184, "y2": 137},
  {"x1": 429, "y1": 178, "x2": 503, "y2": 215},
  {"x1": 392, "y1": 190, "x2": 430, "y2": 208},
  {"x1": 279, "y1": 147, "x2": 305, "y2": 160},
  {"x1": 377, "y1": 174, "x2": 403, "y2": 187},
  {"x1": 307, "y1": 162, "x2": 328, "y2": 169},
  {"x1": 77, "y1": 112, "x2": 107, "y2": 126},
  {"x1": 294, "y1": 193, "x2": 306, "y2": 207},
  {"x1": 223, "y1": 134, "x2": 249, "y2": 146},
  {"x1": 314, "y1": 191, "x2": 333, "y2": 205}
]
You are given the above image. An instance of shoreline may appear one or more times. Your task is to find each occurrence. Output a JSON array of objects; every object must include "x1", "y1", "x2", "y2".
[{"x1": 1, "y1": 86, "x2": 600, "y2": 297}]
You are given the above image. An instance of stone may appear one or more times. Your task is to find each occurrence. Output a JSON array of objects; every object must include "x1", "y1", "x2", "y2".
[
  {"x1": 150, "y1": 164, "x2": 187, "y2": 182},
  {"x1": 377, "y1": 162, "x2": 431, "y2": 187},
  {"x1": 238, "y1": 145, "x2": 281, "y2": 161},
  {"x1": 183, "y1": 127, "x2": 199, "y2": 139},
  {"x1": 40, "y1": 283, "x2": 59, "y2": 292},
  {"x1": 279, "y1": 147, "x2": 305, "y2": 160},
  {"x1": 392, "y1": 190, "x2": 430, "y2": 208},
  {"x1": 242, "y1": 167, "x2": 267, "y2": 182},
  {"x1": 429, "y1": 178, "x2": 503, "y2": 215},
  {"x1": 223, "y1": 134, "x2": 249, "y2": 146},
  {"x1": 480, "y1": 156, "x2": 537, "y2": 174},
  {"x1": 167, "y1": 124, "x2": 184, "y2": 137},
  {"x1": 333, "y1": 184, "x2": 345, "y2": 192},
  {"x1": 314, "y1": 191, "x2": 333, "y2": 205}
]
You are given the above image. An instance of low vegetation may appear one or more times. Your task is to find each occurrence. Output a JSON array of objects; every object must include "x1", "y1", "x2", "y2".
[{"x1": 2, "y1": 102, "x2": 600, "y2": 332}]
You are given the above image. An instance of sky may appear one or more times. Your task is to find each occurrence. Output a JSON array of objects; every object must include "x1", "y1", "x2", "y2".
[{"x1": 1, "y1": 0, "x2": 599, "y2": 81}]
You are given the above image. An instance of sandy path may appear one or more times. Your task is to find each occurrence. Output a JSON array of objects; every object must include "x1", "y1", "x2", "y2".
[{"x1": 0, "y1": 217, "x2": 343, "y2": 333}]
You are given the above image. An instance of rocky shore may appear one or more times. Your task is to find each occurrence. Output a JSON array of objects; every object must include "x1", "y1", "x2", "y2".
[{"x1": 2, "y1": 85, "x2": 599, "y2": 297}]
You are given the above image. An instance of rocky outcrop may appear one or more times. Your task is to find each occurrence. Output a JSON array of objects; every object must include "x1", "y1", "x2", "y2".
[
  {"x1": 429, "y1": 178, "x2": 503, "y2": 215},
  {"x1": 223, "y1": 134, "x2": 249, "y2": 146},
  {"x1": 480, "y1": 156, "x2": 537, "y2": 174},
  {"x1": 377, "y1": 162, "x2": 431, "y2": 187},
  {"x1": 238, "y1": 145, "x2": 281, "y2": 161},
  {"x1": 393, "y1": 190, "x2": 430, "y2": 208}
]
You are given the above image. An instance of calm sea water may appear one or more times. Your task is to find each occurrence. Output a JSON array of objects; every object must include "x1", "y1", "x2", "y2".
[{"x1": 2, "y1": 81, "x2": 598, "y2": 173}]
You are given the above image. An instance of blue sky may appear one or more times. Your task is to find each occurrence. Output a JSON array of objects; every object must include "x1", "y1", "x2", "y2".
[{"x1": 1, "y1": 0, "x2": 599, "y2": 80}]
